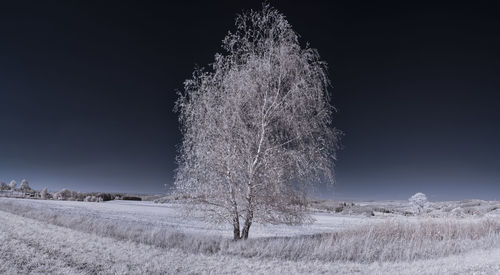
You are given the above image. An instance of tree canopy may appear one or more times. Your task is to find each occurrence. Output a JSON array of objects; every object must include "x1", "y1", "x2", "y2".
[{"x1": 175, "y1": 4, "x2": 340, "y2": 240}]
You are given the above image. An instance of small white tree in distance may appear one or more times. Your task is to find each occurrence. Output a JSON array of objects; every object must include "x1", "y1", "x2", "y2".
[
  {"x1": 409, "y1": 192, "x2": 428, "y2": 213},
  {"x1": 9, "y1": 180, "x2": 17, "y2": 190},
  {"x1": 40, "y1": 187, "x2": 49, "y2": 199},
  {"x1": 175, "y1": 4, "x2": 340, "y2": 240},
  {"x1": 20, "y1": 179, "x2": 31, "y2": 192},
  {"x1": 54, "y1": 188, "x2": 72, "y2": 200}
]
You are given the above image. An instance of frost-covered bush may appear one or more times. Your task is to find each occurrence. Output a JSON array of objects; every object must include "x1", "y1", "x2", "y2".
[
  {"x1": 53, "y1": 189, "x2": 90, "y2": 201},
  {"x1": 71, "y1": 191, "x2": 86, "y2": 201},
  {"x1": 40, "y1": 187, "x2": 49, "y2": 200},
  {"x1": 409, "y1": 192, "x2": 428, "y2": 214},
  {"x1": 0, "y1": 181, "x2": 8, "y2": 191},
  {"x1": 20, "y1": 179, "x2": 31, "y2": 192},
  {"x1": 84, "y1": 196, "x2": 95, "y2": 202},
  {"x1": 97, "y1": 193, "x2": 113, "y2": 201},
  {"x1": 50, "y1": 189, "x2": 120, "y2": 202},
  {"x1": 84, "y1": 195, "x2": 104, "y2": 202},
  {"x1": 9, "y1": 180, "x2": 17, "y2": 190},
  {"x1": 342, "y1": 205, "x2": 375, "y2": 217},
  {"x1": 53, "y1": 188, "x2": 72, "y2": 200}
]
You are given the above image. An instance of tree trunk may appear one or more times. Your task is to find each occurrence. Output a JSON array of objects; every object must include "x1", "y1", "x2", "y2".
[
  {"x1": 241, "y1": 210, "x2": 253, "y2": 239},
  {"x1": 232, "y1": 212, "x2": 241, "y2": 240}
]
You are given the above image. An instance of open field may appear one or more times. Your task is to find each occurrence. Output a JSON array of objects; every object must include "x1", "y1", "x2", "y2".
[{"x1": 1, "y1": 197, "x2": 499, "y2": 274}]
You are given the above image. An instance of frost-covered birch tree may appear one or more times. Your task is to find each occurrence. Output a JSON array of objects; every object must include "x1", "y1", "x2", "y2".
[{"x1": 175, "y1": 4, "x2": 340, "y2": 240}]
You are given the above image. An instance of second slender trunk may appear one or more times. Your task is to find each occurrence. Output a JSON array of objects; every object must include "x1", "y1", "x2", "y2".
[
  {"x1": 241, "y1": 209, "x2": 253, "y2": 239},
  {"x1": 232, "y1": 212, "x2": 241, "y2": 240}
]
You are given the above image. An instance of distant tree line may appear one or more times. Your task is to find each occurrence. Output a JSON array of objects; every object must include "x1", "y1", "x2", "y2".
[
  {"x1": 0, "y1": 179, "x2": 142, "y2": 202},
  {"x1": 0, "y1": 179, "x2": 35, "y2": 196}
]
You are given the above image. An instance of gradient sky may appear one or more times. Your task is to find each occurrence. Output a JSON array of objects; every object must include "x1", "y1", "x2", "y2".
[{"x1": 1, "y1": 1, "x2": 499, "y2": 200}]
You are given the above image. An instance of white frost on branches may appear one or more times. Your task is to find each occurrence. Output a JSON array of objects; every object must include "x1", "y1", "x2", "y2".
[
  {"x1": 9, "y1": 180, "x2": 17, "y2": 190},
  {"x1": 54, "y1": 188, "x2": 72, "y2": 200},
  {"x1": 20, "y1": 179, "x2": 31, "y2": 192},
  {"x1": 40, "y1": 187, "x2": 49, "y2": 199},
  {"x1": 409, "y1": 192, "x2": 428, "y2": 214},
  {"x1": 174, "y1": 4, "x2": 340, "y2": 240}
]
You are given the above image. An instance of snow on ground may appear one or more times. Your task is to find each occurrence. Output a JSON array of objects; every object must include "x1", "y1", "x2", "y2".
[{"x1": 1, "y1": 209, "x2": 500, "y2": 275}]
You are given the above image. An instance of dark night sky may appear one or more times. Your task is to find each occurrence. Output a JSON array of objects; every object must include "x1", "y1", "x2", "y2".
[{"x1": 1, "y1": 1, "x2": 499, "y2": 200}]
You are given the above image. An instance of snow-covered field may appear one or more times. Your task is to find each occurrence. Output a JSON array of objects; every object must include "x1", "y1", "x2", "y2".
[{"x1": 1, "y1": 197, "x2": 499, "y2": 274}]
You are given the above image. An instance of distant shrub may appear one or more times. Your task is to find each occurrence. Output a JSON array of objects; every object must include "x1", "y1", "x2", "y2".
[
  {"x1": 342, "y1": 205, "x2": 375, "y2": 217},
  {"x1": 53, "y1": 188, "x2": 72, "y2": 200},
  {"x1": 48, "y1": 189, "x2": 123, "y2": 202},
  {"x1": 84, "y1": 195, "x2": 102, "y2": 202},
  {"x1": 409, "y1": 192, "x2": 428, "y2": 213},
  {"x1": 0, "y1": 182, "x2": 8, "y2": 191},
  {"x1": 40, "y1": 187, "x2": 49, "y2": 200},
  {"x1": 9, "y1": 180, "x2": 17, "y2": 190},
  {"x1": 20, "y1": 179, "x2": 31, "y2": 192},
  {"x1": 122, "y1": 196, "x2": 142, "y2": 201},
  {"x1": 97, "y1": 193, "x2": 113, "y2": 201}
]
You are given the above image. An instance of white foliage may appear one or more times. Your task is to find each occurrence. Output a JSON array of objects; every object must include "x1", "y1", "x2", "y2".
[
  {"x1": 175, "y1": 4, "x2": 340, "y2": 239},
  {"x1": 40, "y1": 187, "x2": 49, "y2": 199},
  {"x1": 20, "y1": 179, "x2": 30, "y2": 192},
  {"x1": 84, "y1": 195, "x2": 102, "y2": 202},
  {"x1": 53, "y1": 188, "x2": 72, "y2": 200},
  {"x1": 9, "y1": 180, "x2": 16, "y2": 190},
  {"x1": 409, "y1": 192, "x2": 428, "y2": 213}
]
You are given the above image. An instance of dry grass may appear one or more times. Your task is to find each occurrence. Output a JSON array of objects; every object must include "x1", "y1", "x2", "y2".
[
  {"x1": 3, "y1": 209, "x2": 499, "y2": 275},
  {"x1": 1, "y1": 198, "x2": 499, "y2": 264},
  {"x1": 228, "y1": 218, "x2": 500, "y2": 262}
]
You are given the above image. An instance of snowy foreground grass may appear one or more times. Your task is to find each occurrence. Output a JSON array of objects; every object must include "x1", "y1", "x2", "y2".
[{"x1": 1, "y1": 198, "x2": 500, "y2": 274}]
